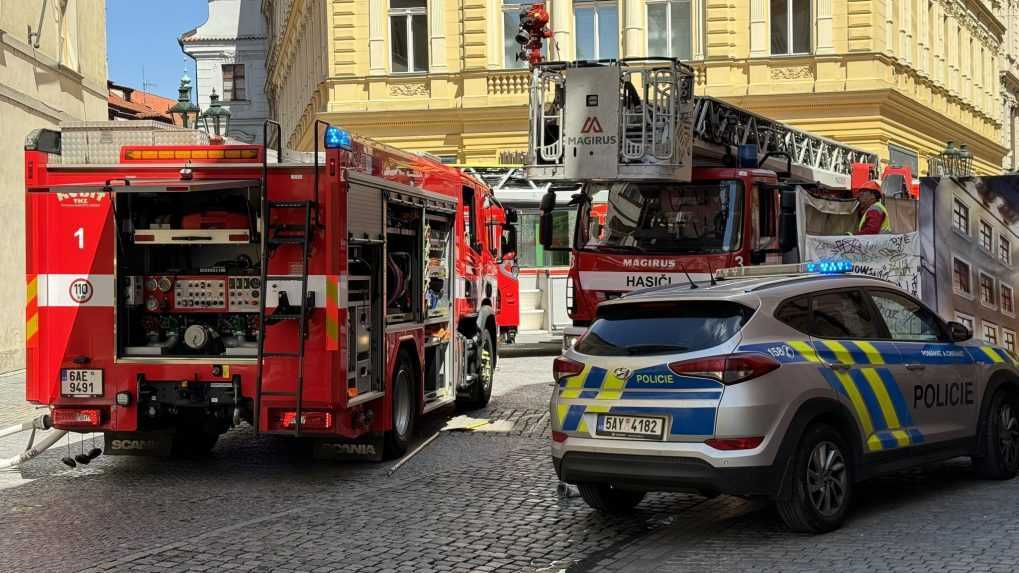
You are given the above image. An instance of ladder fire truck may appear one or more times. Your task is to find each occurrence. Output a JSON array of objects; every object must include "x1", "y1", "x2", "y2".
[
  {"x1": 24, "y1": 120, "x2": 514, "y2": 459},
  {"x1": 526, "y1": 58, "x2": 915, "y2": 348}
]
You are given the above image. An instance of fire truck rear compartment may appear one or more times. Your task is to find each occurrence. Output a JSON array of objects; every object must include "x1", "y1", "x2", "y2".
[{"x1": 114, "y1": 184, "x2": 262, "y2": 360}]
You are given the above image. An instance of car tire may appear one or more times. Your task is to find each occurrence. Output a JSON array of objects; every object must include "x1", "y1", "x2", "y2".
[
  {"x1": 457, "y1": 330, "x2": 495, "y2": 410},
  {"x1": 384, "y1": 351, "x2": 417, "y2": 459},
  {"x1": 973, "y1": 388, "x2": 1019, "y2": 480},
  {"x1": 776, "y1": 423, "x2": 853, "y2": 534},
  {"x1": 576, "y1": 483, "x2": 646, "y2": 514}
]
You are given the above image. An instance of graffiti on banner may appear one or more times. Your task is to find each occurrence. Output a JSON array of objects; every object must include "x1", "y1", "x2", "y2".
[{"x1": 805, "y1": 233, "x2": 921, "y2": 296}]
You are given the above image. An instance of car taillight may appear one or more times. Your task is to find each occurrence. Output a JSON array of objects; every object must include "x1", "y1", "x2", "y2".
[
  {"x1": 668, "y1": 353, "x2": 780, "y2": 385},
  {"x1": 279, "y1": 411, "x2": 333, "y2": 430},
  {"x1": 553, "y1": 356, "x2": 584, "y2": 381},
  {"x1": 552, "y1": 431, "x2": 568, "y2": 443},
  {"x1": 705, "y1": 436, "x2": 764, "y2": 450},
  {"x1": 52, "y1": 408, "x2": 101, "y2": 427}
]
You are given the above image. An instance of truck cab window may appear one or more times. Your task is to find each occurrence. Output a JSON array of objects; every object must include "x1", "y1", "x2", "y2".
[
  {"x1": 755, "y1": 184, "x2": 776, "y2": 248},
  {"x1": 577, "y1": 180, "x2": 744, "y2": 254},
  {"x1": 462, "y1": 187, "x2": 478, "y2": 250}
]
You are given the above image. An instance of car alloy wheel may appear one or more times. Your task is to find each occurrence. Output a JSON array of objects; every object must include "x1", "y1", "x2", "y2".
[
  {"x1": 997, "y1": 403, "x2": 1019, "y2": 468},
  {"x1": 806, "y1": 440, "x2": 848, "y2": 518}
]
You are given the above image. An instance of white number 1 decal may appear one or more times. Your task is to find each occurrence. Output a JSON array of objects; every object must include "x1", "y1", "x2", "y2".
[{"x1": 74, "y1": 227, "x2": 84, "y2": 249}]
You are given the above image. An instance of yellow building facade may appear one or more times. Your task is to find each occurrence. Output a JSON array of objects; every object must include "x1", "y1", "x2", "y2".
[
  {"x1": 265, "y1": 0, "x2": 1007, "y2": 175},
  {"x1": 1, "y1": 1, "x2": 108, "y2": 372}
]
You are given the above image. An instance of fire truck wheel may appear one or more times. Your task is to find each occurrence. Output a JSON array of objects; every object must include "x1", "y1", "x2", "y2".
[
  {"x1": 458, "y1": 330, "x2": 495, "y2": 410},
  {"x1": 384, "y1": 351, "x2": 417, "y2": 459}
]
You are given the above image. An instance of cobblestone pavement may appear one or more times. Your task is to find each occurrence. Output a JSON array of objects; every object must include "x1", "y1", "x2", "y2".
[{"x1": 3, "y1": 355, "x2": 1019, "y2": 572}]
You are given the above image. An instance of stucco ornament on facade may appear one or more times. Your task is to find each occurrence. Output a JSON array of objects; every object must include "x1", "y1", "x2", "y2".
[
  {"x1": 770, "y1": 65, "x2": 814, "y2": 81},
  {"x1": 389, "y1": 82, "x2": 429, "y2": 97}
]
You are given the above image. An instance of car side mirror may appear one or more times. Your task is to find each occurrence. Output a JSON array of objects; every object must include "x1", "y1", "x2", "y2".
[
  {"x1": 539, "y1": 189, "x2": 556, "y2": 249},
  {"x1": 501, "y1": 225, "x2": 518, "y2": 260},
  {"x1": 947, "y1": 321, "x2": 972, "y2": 343}
]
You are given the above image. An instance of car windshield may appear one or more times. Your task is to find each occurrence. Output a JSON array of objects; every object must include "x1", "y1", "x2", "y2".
[
  {"x1": 574, "y1": 301, "x2": 754, "y2": 356},
  {"x1": 577, "y1": 180, "x2": 744, "y2": 254}
]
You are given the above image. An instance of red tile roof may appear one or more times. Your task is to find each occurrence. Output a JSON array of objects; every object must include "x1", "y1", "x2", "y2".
[{"x1": 108, "y1": 82, "x2": 180, "y2": 125}]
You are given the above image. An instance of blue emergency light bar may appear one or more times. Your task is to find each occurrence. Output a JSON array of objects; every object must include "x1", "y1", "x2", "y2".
[
  {"x1": 804, "y1": 259, "x2": 854, "y2": 274},
  {"x1": 324, "y1": 126, "x2": 352, "y2": 150}
]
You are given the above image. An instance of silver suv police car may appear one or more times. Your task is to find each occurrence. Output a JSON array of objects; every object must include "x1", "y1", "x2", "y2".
[{"x1": 551, "y1": 271, "x2": 1019, "y2": 533}]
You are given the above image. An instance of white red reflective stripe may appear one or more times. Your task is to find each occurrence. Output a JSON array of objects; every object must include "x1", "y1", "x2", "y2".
[
  {"x1": 34, "y1": 274, "x2": 340, "y2": 309},
  {"x1": 37, "y1": 274, "x2": 115, "y2": 307}
]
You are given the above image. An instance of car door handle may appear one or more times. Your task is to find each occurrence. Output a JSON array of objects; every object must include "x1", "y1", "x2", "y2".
[
  {"x1": 827, "y1": 363, "x2": 852, "y2": 372},
  {"x1": 905, "y1": 364, "x2": 926, "y2": 371}
]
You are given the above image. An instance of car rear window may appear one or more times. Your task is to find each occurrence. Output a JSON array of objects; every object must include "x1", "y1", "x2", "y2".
[{"x1": 575, "y1": 301, "x2": 754, "y2": 356}]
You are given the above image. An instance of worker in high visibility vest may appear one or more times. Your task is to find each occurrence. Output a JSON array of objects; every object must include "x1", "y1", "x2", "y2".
[{"x1": 854, "y1": 180, "x2": 892, "y2": 235}]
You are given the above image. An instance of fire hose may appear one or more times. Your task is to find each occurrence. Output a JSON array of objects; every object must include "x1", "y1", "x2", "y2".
[{"x1": 0, "y1": 414, "x2": 68, "y2": 470}]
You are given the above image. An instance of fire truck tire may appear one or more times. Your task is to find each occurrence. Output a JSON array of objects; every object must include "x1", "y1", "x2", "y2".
[
  {"x1": 384, "y1": 351, "x2": 417, "y2": 459},
  {"x1": 458, "y1": 330, "x2": 494, "y2": 410}
]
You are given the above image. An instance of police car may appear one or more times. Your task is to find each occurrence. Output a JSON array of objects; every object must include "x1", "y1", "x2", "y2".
[{"x1": 551, "y1": 263, "x2": 1019, "y2": 533}]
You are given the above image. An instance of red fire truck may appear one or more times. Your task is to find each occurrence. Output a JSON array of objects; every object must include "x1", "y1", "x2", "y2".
[
  {"x1": 526, "y1": 59, "x2": 915, "y2": 348},
  {"x1": 24, "y1": 120, "x2": 515, "y2": 459}
]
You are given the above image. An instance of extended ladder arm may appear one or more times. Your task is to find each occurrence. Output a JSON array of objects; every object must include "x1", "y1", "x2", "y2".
[{"x1": 691, "y1": 96, "x2": 878, "y2": 189}]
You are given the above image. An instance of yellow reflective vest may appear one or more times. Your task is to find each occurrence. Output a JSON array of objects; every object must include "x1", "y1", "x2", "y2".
[{"x1": 857, "y1": 201, "x2": 892, "y2": 234}]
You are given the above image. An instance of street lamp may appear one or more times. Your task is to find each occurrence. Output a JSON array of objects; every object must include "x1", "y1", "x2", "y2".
[
  {"x1": 168, "y1": 73, "x2": 200, "y2": 128},
  {"x1": 200, "y1": 89, "x2": 232, "y2": 138},
  {"x1": 958, "y1": 144, "x2": 973, "y2": 176},
  {"x1": 927, "y1": 140, "x2": 973, "y2": 177}
]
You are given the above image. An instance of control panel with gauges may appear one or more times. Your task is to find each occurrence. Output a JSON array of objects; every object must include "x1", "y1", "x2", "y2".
[{"x1": 140, "y1": 275, "x2": 261, "y2": 313}]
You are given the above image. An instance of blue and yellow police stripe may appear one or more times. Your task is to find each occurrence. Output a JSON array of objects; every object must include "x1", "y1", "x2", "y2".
[{"x1": 556, "y1": 363, "x2": 721, "y2": 437}]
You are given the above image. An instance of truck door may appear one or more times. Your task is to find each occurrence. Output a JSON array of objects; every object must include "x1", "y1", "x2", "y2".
[
  {"x1": 749, "y1": 182, "x2": 781, "y2": 265},
  {"x1": 865, "y1": 288, "x2": 977, "y2": 445}
]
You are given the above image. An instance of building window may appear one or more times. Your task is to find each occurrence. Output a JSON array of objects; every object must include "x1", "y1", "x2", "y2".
[
  {"x1": 1001, "y1": 235, "x2": 1012, "y2": 265},
  {"x1": 983, "y1": 322, "x2": 999, "y2": 345},
  {"x1": 390, "y1": 0, "x2": 428, "y2": 73},
  {"x1": 575, "y1": 1, "x2": 619, "y2": 60},
  {"x1": 953, "y1": 257, "x2": 972, "y2": 296},
  {"x1": 503, "y1": 1, "x2": 531, "y2": 69},
  {"x1": 955, "y1": 312, "x2": 974, "y2": 334},
  {"x1": 980, "y1": 272, "x2": 996, "y2": 307},
  {"x1": 647, "y1": 0, "x2": 693, "y2": 60},
  {"x1": 221, "y1": 64, "x2": 246, "y2": 101},
  {"x1": 1003, "y1": 284, "x2": 1015, "y2": 316},
  {"x1": 1004, "y1": 329, "x2": 1016, "y2": 353},
  {"x1": 952, "y1": 199, "x2": 969, "y2": 235},
  {"x1": 770, "y1": 0, "x2": 811, "y2": 55},
  {"x1": 979, "y1": 220, "x2": 993, "y2": 253}
]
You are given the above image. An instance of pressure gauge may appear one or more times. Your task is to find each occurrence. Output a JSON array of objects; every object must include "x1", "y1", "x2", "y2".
[
  {"x1": 183, "y1": 324, "x2": 211, "y2": 351},
  {"x1": 144, "y1": 278, "x2": 158, "y2": 292},
  {"x1": 157, "y1": 276, "x2": 174, "y2": 292},
  {"x1": 145, "y1": 297, "x2": 160, "y2": 313}
]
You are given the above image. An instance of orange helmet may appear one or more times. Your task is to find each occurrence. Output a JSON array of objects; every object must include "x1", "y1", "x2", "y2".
[{"x1": 856, "y1": 180, "x2": 882, "y2": 195}]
